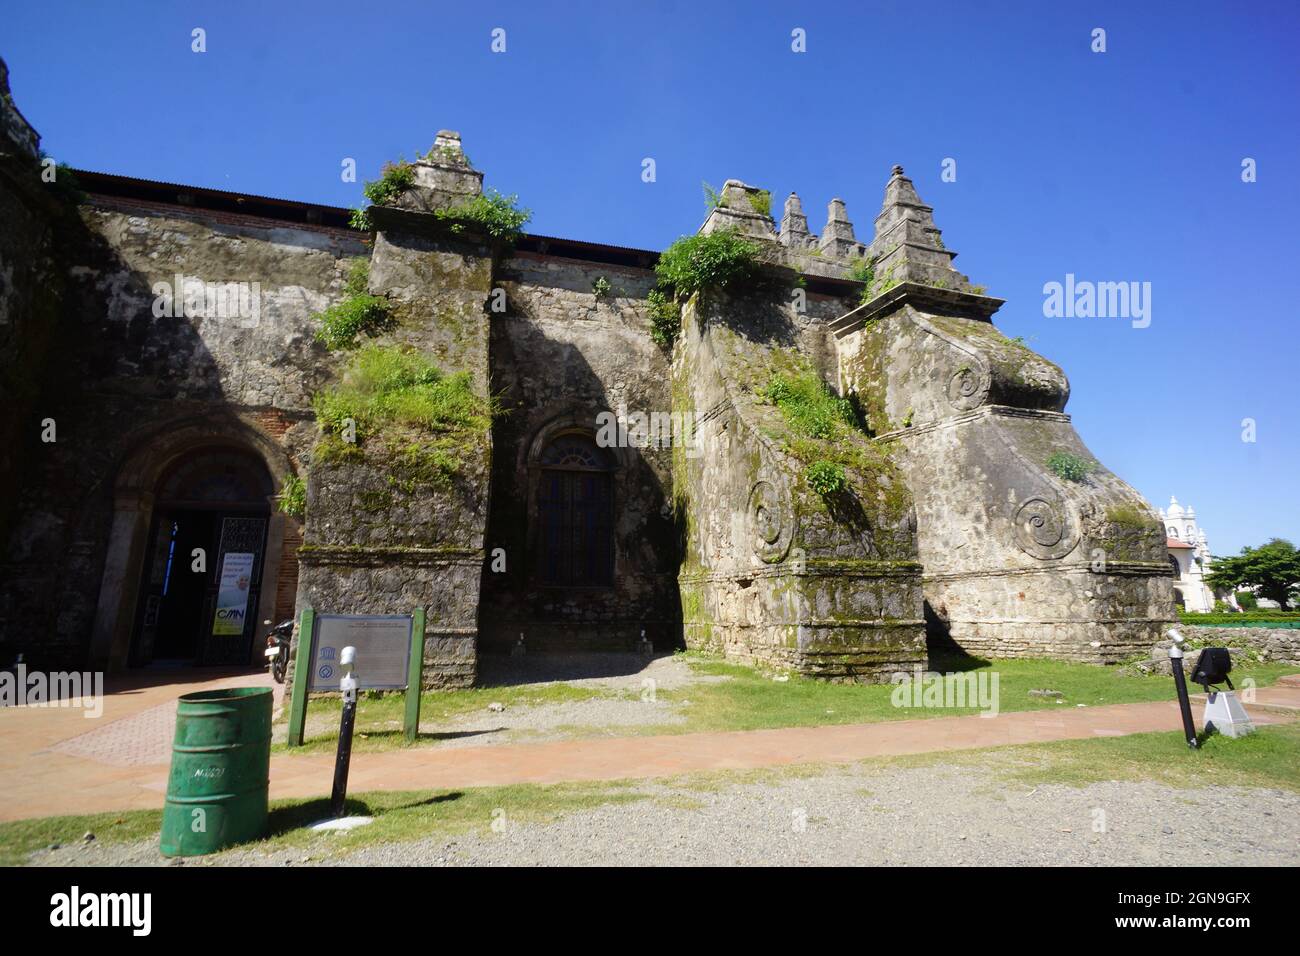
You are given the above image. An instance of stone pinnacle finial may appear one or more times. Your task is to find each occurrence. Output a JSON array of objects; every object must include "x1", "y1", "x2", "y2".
[
  {"x1": 389, "y1": 129, "x2": 483, "y2": 214},
  {"x1": 817, "y1": 198, "x2": 865, "y2": 258},
  {"x1": 428, "y1": 130, "x2": 469, "y2": 167},
  {"x1": 700, "y1": 179, "x2": 777, "y2": 240},
  {"x1": 779, "y1": 192, "x2": 815, "y2": 249},
  {"x1": 867, "y1": 164, "x2": 972, "y2": 291}
]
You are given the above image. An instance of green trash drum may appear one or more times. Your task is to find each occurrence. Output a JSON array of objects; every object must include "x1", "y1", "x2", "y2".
[{"x1": 160, "y1": 687, "x2": 273, "y2": 856}]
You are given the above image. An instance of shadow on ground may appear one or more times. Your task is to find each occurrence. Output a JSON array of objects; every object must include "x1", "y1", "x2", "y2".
[{"x1": 476, "y1": 651, "x2": 663, "y2": 687}]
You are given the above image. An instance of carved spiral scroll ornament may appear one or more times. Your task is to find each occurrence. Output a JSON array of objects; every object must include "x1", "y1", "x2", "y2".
[
  {"x1": 1013, "y1": 495, "x2": 1078, "y2": 560},
  {"x1": 747, "y1": 479, "x2": 792, "y2": 563},
  {"x1": 946, "y1": 363, "x2": 989, "y2": 411}
]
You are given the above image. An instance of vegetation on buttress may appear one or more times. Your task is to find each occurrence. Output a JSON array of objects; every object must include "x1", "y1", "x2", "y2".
[
  {"x1": 314, "y1": 259, "x2": 394, "y2": 350},
  {"x1": 647, "y1": 228, "x2": 760, "y2": 349}
]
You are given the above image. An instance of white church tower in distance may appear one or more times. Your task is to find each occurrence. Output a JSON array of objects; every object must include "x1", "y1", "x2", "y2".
[{"x1": 1158, "y1": 496, "x2": 1216, "y2": 612}]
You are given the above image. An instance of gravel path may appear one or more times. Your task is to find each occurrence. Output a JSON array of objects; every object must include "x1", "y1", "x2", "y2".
[
  {"x1": 28, "y1": 755, "x2": 1299, "y2": 867},
  {"x1": 289, "y1": 654, "x2": 723, "y2": 748}
]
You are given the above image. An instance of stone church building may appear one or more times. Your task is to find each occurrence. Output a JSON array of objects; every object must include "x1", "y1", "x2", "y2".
[{"x1": 0, "y1": 62, "x2": 1175, "y2": 686}]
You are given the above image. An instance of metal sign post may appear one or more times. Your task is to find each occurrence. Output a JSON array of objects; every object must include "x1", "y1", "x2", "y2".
[
  {"x1": 1167, "y1": 628, "x2": 1199, "y2": 749},
  {"x1": 330, "y1": 646, "x2": 358, "y2": 818}
]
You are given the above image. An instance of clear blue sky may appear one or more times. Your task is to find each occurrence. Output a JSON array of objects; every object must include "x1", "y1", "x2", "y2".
[{"x1": 5, "y1": 0, "x2": 1297, "y2": 555}]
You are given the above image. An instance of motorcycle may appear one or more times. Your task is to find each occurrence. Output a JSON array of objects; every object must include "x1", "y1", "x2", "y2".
[{"x1": 262, "y1": 619, "x2": 294, "y2": 683}]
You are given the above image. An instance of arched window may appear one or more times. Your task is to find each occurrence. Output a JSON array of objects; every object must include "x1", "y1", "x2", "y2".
[
  {"x1": 536, "y1": 434, "x2": 614, "y2": 587},
  {"x1": 1169, "y1": 555, "x2": 1182, "y2": 580}
]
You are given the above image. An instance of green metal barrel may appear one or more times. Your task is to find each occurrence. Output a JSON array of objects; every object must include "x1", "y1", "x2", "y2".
[{"x1": 160, "y1": 686, "x2": 273, "y2": 857}]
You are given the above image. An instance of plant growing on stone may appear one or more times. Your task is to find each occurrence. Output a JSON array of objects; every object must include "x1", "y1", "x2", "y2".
[
  {"x1": 427, "y1": 143, "x2": 472, "y2": 167},
  {"x1": 314, "y1": 259, "x2": 394, "y2": 350},
  {"x1": 277, "y1": 474, "x2": 306, "y2": 518},
  {"x1": 39, "y1": 152, "x2": 87, "y2": 205},
  {"x1": 592, "y1": 276, "x2": 613, "y2": 299},
  {"x1": 847, "y1": 256, "x2": 876, "y2": 304},
  {"x1": 655, "y1": 228, "x2": 760, "y2": 300},
  {"x1": 646, "y1": 288, "x2": 680, "y2": 349},
  {"x1": 645, "y1": 229, "x2": 760, "y2": 351},
  {"x1": 1046, "y1": 451, "x2": 1096, "y2": 483},
  {"x1": 364, "y1": 160, "x2": 416, "y2": 207},
  {"x1": 762, "y1": 372, "x2": 859, "y2": 440},
  {"x1": 806, "y1": 460, "x2": 846, "y2": 497},
  {"x1": 746, "y1": 189, "x2": 772, "y2": 217},
  {"x1": 314, "y1": 345, "x2": 497, "y2": 442},
  {"x1": 433, "y1": 189, "x2": 531, "y2": 242},
  {"x1": 702, "y1": 181, "x2": 723, "y2": 212},
  {"x1": 348, "y1": 160, "x2": 418, "y2": 231}
]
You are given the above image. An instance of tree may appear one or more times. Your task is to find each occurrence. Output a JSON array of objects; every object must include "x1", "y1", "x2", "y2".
[{"x1": 1205, "y1": 538, "x2": 1300, "y2": 610}]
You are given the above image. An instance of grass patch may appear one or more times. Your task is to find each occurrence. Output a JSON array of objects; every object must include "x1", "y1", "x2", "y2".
[
  {"x1": 0, "y1": 809, "x2": 161, "y2": 867},
  {"x1": 314, "y1": 345, "x2": 496, "y2": 445},
  {"x1": 988, "y1": 722, "x2": 1300, "y2": 793},
  {"x1": 642, "y1": 651, "x2": 1295, "y2": 735},
  {"x1": 0, "y1": 781, "x2": 650, "y2": 866}
]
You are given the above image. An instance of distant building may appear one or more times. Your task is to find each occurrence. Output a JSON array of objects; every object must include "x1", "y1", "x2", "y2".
[{"x1": 1159, "y1": 496, "x2": 1218, "y2": 612}]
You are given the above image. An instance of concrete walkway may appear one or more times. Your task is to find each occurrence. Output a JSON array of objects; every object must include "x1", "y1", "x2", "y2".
[{"x1": 1, "y1": 669, "x2": 1296, "y2": 823}]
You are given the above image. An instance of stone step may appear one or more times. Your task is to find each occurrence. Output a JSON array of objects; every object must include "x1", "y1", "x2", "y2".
[{"x1": 1276, "y1": 672, "x2": 1300, "y2": 688}]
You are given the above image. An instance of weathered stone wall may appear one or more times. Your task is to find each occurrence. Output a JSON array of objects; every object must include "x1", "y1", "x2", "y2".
[
  {"x1": 832, "y1": 167, "x2": 1174, "y2": 664},
  {"x1": 293, "y1": 202, "x2": 497, "y2": 688},
  {"x1": 478, "y1": 252, "x2": 680, "y2": 652},
  {"x1": 0, "y1": 60, "x2": 65, "y2": 573},
  {"x1": 674, "y1": 279, "x2": 925, "y2": 680},
  {"x1": 837, "y1": 299, "x2": 1174, "y2": 663},
  {"x1": 0, "y1": 187, "x2": 359, "y2": 667},
  {"x1": 1179, "y1": 626, "x2": 1300, "y2": 665}
]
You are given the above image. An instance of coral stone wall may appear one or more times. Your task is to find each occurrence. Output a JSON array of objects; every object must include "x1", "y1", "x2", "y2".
[
  {"x1": 478, "y1": 251, "x2": 680, "y2": 652},
  {"x1": 0, "y1": 188, "x2": 356, "y2": 667},
  {"x1": 836, "y1": 297, "x2": 1175, "y2": 663},
  {"x1": 675, "y1": 290, "x2": 926, "y2": 681}
]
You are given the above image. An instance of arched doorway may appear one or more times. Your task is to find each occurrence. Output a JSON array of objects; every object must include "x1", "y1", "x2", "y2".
[
  {"x1": 90, "y1": 416, "x2": 298, "y2": 671},
  {"x1": 535, "y1": 432, "x2": 615, "y2": 587},
  {"x1": 131, "y1": 447, "x2": 274, "y2": 666}
]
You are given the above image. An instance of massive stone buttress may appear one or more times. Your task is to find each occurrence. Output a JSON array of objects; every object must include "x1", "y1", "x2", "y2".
[
  {"x1": 674, "y1": 182, "x2": 926, "y2": 680},
  {"x1": 833, "y1": 167, "x2": 1175, "y2": 663},
  {"x1": 294, "y1": 131, "x2": 494, "y2": 688}
]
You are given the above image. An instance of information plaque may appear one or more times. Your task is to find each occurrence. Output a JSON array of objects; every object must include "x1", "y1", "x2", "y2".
[
  {"x1": 307, "y1": 614, "x2": 413, "y2": 692},
  {"x1": 286, "y1": 607, "x2": 427, "y2": 747}
]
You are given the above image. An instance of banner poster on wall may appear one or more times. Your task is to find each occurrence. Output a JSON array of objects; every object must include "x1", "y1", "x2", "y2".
[{"x1": 212, "y1": 551, "x2": 255, "y2": 636}]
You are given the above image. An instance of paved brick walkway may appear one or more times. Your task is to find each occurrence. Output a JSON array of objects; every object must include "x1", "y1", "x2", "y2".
[{"x1": 1, "y1": 669, "x2": 1295, "y2": 822}]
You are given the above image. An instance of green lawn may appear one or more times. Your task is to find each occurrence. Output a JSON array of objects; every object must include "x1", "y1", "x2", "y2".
[
  {"x1": 969, "y1": 721, "x2": 1300, "y2": 793},
  {"x1": 282, "y1": 651, "x2": 1296, "y2": 751},
  {"x1": 633, "y1": 651, "x2": 1295, "y2": 735},
  {"x1": 0, "y1": 780, "x2": 649, "y2": 867}
]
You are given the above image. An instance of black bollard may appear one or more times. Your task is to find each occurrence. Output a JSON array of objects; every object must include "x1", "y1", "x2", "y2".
[
  {"x1": 329, "y1": 646, "x2": 359, "y2": 817},
  {"x1": 1167, "y1": 629, "x2": 1198, "y2": 749}
]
